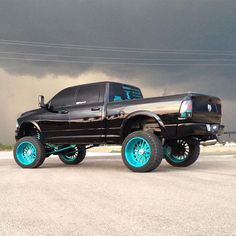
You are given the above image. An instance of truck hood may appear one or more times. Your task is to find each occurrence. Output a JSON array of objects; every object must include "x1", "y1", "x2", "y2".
[{"x1": 19, "y1": 108, "x2": 44, "y2": 119}]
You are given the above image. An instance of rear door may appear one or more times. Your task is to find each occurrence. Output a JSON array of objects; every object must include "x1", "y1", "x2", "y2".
[
  {"x1": 67, "y1": 83, "x2": 106, "y2": 144},
  {"x1": 106, "y1": 83, "x2": 143, "y2": 143}
]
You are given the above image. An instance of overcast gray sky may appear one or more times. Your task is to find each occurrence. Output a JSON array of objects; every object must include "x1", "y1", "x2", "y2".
[{"x1": 0, "y1": 0, "x2": 236, "y2": 143}]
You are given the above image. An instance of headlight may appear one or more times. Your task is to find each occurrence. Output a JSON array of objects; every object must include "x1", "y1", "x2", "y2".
[{"x1": 16, "y1": 121, "x2": 19, "y2": 128}]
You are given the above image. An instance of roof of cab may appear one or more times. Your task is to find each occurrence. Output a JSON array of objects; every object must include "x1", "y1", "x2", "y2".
[{"x1": 64, "y1": 81, "x2": 140, "y2": 90}]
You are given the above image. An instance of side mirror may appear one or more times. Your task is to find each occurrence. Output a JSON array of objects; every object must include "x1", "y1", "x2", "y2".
[{"x1": 38, "y1": 95, "x2": 45, "y2": 108}]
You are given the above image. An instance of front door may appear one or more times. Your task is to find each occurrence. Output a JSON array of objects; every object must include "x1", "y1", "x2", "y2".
[
  {"x1": 38, "y1": 110, "x2": 69, "y2": 142},
  {"x1": 40, "y1": 86, "x2": 77, "y2": 143}
]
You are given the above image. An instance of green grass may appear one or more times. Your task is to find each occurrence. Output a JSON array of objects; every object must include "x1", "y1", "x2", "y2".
[
  {"x1": 0, "y1": 144, "x2": 13, "y2": 151},
  {"x1": 110, "y1": 150, "x2": 121, "y2": 153}
]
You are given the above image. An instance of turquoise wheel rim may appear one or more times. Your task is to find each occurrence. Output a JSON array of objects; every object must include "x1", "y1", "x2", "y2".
[
  {"x1": 164, "y1": 140, "x2": 189, "y2": 163},
  {"x1": 16, "y1": 141, "x2": 37, "y2": 166},
  {"x1": 125, "y1": 137, "x2": 151, "y2": 168},
  {"x1": 62, "y1": 146, "x2": 78, "y2": 162}
]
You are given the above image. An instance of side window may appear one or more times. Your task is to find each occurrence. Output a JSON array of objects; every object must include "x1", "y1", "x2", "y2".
[
  {"x1": 76, "y1": 85, "x2": 100, "y2": 104},
  {"x1": 50, "y1": 87, "x2": 77, "y2": 108}
]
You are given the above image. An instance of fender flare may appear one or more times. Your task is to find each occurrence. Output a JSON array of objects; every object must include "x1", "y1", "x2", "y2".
[
  {"x1": 20, "y1": 121, "x2": 41, "y2": 132},
  {"x1": 120, "y1": 111, "x2": 168, "y2": 139},
  {"x1": 16, "y1": 121, "x2": 42, "y2": 139}
]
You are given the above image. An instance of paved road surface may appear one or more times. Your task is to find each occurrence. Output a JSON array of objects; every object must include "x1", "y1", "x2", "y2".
[{"x1": 0, "y1": 152, "x2": 235, "y2": 236}]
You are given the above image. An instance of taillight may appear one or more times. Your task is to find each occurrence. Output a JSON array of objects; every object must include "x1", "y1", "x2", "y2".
[{"x1": 180, "y1": 100, "x2": 192, "y2": 119}]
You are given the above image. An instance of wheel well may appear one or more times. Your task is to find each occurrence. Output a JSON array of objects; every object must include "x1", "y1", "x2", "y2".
[
  {"x1": 122, "y1": 115, "x2": 162, "y2": 141},
  {"x1": 16, "y1": 123, "x2": 41, "y2": 140}
]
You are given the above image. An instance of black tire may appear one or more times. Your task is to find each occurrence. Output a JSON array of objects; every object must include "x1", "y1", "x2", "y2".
[
  {"x1": 164, "y1": 140, "x2": 200, "y2": 167},
  {"x1": 58, "y1": 146, "x2": 86, "y2": 165},
  {"x1": 13, "y1": 136, "x2": 46, "y2": 168},
  {"x1": 122, "y1": 131, "x2": 163, "y2": 172}
]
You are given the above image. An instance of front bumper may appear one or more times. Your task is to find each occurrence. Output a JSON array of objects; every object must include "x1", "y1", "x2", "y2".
[
  {"x1": 177, "y1": 123, "x2": 224, "y2": 139},
  {"x1": 15, "y1": 127, "x2": 20, "y2": 140}
]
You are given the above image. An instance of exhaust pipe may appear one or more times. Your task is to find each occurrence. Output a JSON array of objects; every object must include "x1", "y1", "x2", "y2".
[
  {"x1": 201, "y1": 140, "x2": 218, "y2": 146},
  {"x1": 201, "y1": 136, "x2": 226, "y2": 146}
]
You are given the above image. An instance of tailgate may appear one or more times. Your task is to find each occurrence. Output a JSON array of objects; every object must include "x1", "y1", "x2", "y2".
[{"x1": 191, "y1": 95, "x2": 222, "y2": 124}]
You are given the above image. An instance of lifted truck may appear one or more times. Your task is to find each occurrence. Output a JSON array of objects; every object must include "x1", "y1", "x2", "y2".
[{"x1": 14, "y1": 81, "x2": 224, "y2": 172}]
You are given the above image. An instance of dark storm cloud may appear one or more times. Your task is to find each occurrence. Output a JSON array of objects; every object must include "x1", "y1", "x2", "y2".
[
  {"x1": 1, "y1": 0, "x2": 236, "y2": 95},
  {"x1": 0, "y1": 0, "x2": 236, "y2": 143},
  {"x1": 0, "y1": 0, "x2": 236, "y2": 75}
]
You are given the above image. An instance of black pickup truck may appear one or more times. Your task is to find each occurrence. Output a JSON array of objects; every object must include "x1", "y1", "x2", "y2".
[{"x1": 14, "y1": 81, "x2": 224, "y2": 172}]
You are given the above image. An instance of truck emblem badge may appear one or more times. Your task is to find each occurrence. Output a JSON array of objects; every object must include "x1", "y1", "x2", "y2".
[
  {"x1": 208, "y1": 104, "x2": 212, "y2": 112},
  {"x1": 76, "y1": 101, "x2": 87, "y2": 105}
]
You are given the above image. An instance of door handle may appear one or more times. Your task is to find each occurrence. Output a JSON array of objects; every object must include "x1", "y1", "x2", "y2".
[{"x1": 91, "y1": 107, "x2": 101, "y2": 111}]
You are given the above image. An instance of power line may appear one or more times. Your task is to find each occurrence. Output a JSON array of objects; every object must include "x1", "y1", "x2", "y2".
[
  {"x1": 1, "y1": 39, "x2": 236, "y2": 56},
  {"x1": 1, "y1": 39, "x2": 236, "y2": 53},
  {"x1": 1, "y1": 56, "x2": 236, "y2": 66},
  {"x1": 1, "y1": 51, "x2": 236, "y2": 62}
]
